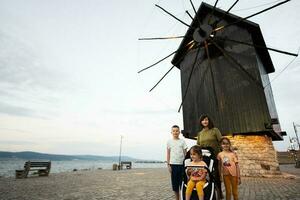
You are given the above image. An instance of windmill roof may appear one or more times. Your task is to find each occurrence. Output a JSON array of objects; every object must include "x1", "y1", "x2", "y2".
[{"x1": 171, "y1": 2, "x2": 275, "y2": 73}]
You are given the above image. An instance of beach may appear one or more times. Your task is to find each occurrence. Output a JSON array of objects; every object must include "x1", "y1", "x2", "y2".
[{"x1": 0, "y1": 165, "x2": 300, "y2": 200}]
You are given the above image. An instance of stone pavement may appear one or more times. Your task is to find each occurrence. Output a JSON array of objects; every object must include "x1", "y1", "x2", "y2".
[
  {"x1": 238, "y1": 164, "x2": 300, "y2": 200},
  {"x1": 0, "y1": 165, "x2": 299, "y2": 200}
]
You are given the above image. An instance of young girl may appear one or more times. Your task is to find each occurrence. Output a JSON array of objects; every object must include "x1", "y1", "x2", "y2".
[
  {"x1": 185, "y1": 145, "x2": 207, "y2": 200},
  {"x1": 217, "y1": 138, "x2": 241, "y2": 200}
]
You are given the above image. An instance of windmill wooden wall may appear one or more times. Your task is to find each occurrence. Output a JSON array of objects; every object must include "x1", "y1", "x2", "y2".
[{"x1": 172, "y1": 3, "x2": 285, "y2": 141}]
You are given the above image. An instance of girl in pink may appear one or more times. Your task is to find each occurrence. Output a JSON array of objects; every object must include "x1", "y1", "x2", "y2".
[{"x1": 217, "y1": 138, "x2": 241, "y2": 200}]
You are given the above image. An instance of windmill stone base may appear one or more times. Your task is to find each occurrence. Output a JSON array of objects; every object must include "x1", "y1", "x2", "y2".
[{"x1": 226, "y1": 135, "x2": 281, "y2": 177}]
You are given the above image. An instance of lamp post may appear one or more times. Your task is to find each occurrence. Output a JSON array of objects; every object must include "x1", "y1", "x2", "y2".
[
  {"x1": 118, "y1": 135, "x2": 123, "y2": 170},
  {"x1": 293, "y1": 122, "x2": 300, "y2": 150},
  {"x1": 292, "y1": 122, "x2": 300, "y2": 168}
]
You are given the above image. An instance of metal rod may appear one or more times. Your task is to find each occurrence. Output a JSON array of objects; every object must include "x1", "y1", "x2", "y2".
[
  {"x1": 138, "y1": 36, "x2": 185, "y2": 40},
  {"x1": 118, "y1": 135, "x2": 123, "y2": 170},
  {"x1": 214, "y1": 37, "x2": 298, "y2": 57},
  {"x1": 189, "y1": 0, "x2": 202, "y2": 28},
  {"x1": 138, "y1": 40, "x2": 195, "y2": 73},
  {"x1": 178, "y1": 46, "x2": 203, "y2": 112},
  {"x1": 208, "y1": 0, "x2": 219, "y2": 24},
  {"x1": 146, "y1": 42, "x2": 197, "y2": 92},
  {"x1": 149, "y1": 66, "x2": 175, "y2": 92},
  {"x1": 293, "y1": 122, "x2": 300, "y2": 150},
  {"x1": 226, "y1": 0, "x2": 239, "y2": 13},
  {"x1": 137, "y1": 50, "x2": 177, "y2": 73},
  {"x1": 211, "y1": 40, "x2": 264, "y2": 89},
  {"x1": 204, "y1": 41, "x2": 219, "y2": 108},
  {"x1": 214, "y1": 0, "x2": 291, "y2": 32},
  {"x1": 213, "y1": 0, "x2": 240, "y2": 27},
  {"x1": 186, "y1": 10, "x2": 194, "y2": 21},
  {"x1": 264, "y1": 49, "x2": 299, "y2": 88},
  {"x1": 155, "y1": 4, "x2": 191, "y2": 28},
  {"x1": 189, "y1": 0, "x2": 197, "y2": 15},
  {"x1": 198, "y1": 63, "x2": 211, "y2": 92}
]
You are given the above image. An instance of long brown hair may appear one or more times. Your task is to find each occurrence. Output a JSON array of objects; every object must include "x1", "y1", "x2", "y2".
[{"x1": 199, "y1": 114, "x2": 214, "y2": 129}]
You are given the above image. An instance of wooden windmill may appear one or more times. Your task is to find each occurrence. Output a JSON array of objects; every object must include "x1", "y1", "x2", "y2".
[
  {"x1": 139, "y1": 0, "x2": 298, "y2": 176},
  {"x1": 171, "y1": 2, "x2": 293, "y2": 140}
]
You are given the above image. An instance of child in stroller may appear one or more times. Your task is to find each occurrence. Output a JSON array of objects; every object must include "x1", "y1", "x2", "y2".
[{"x1": 180, "y1": 146, "x2": 220, "y2": 200}]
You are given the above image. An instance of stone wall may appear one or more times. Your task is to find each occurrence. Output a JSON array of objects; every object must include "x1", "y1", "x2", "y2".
[{"x1": 226, "y1": 135, "x2": 281, "y2": 177}]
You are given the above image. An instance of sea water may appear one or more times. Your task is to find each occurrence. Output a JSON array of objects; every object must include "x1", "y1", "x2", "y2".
[{"x1": 0, "y1": 159, "x2": 166, "y2": 177}]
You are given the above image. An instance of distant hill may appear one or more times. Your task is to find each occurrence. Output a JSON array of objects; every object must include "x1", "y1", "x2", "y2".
[{"x1": 0, "y1": 151, "x2": 138, "y2": 161}]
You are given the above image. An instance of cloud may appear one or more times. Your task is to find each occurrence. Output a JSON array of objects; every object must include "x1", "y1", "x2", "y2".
[
  {"x1": 0, "y1": 31, "x2": 70, "y2": 118},
  {"x1": 0, "y1": 140, "x2": 36, "y2": 146},
  {"x1": 0, "y1": 101, "x2": 37, "y2": 118},
  {"x1": 102, "y1": 108, "x2": 177, "y2": 115}
]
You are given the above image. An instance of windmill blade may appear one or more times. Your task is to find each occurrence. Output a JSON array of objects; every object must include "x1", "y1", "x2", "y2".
[
  {"x1": 214, "y1": 37, "x2": 298, "y2": 57},
  {"x1": 189, "y1": 0, "x2": 202, "y2": 27},
  {"x1": 155, "y1": 4, "x2": 191, "y2": 28},
  {"x1": 189, "y1": 0, "x2": 198, "y2": 15},
  {"x1": 208, "y1": 0, "x2": 219, "y2": 24},
  {"x1": 212, "y1": 0, "x2": 240, "y2": 27},
  {"x1": 186, "y1": 10, "x2": 205, "y2": 40},
  {"x1": 211, "y1": 40, "x2": 264, "y2": 89},
  {"x1": 213, "y1": 0, "x2": 291, "y2": 32},
  {"x1": 138, "y1": 40, "x2": 195, "y2": 73},
  {"x1": 138, "y1": 50, "x2": 178, "y2": 73},
  {"x1": 264, "y1": 49, "x2": 299, "y2": 89},
  {"x1": 195, "y1": 61, "x2": 211, "y2": 96},
  {"x1": 149, "y1": 66, "x2": 175, "y2": 92},
  {"x1": 204, "y1": 41, "x2": 219, "y2": 108},
  {"x1": 148, "y1": 42, "x2": 200, "y2": 92},
  {"x1": 138, "y1": 36, "x2": 185, "y2": 41},
  {"x1": 186, "y1": 10, "x2": 194, "y2": 21},
  {"x1": 225, "y1": 0, "x2": 239, "y2": 13},
  {"x1": 178, "y1": 46, "x2": 204, "y2": 112},
  {"x1": 177, "y1": 47, "x2": 212, "y2": 112}
]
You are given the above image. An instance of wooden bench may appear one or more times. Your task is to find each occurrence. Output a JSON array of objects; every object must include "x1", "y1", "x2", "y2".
[{"x1": 15, "y1": 161, "x2": 51, "y2": 178}]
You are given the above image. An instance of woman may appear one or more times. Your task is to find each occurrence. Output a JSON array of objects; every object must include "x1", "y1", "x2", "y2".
[
  {"x1": 197, "y1": 115, "x2": 222, "y2": 156},
  {"x1": 197, "y1": 114, "x2": 223, "y2": 199}
]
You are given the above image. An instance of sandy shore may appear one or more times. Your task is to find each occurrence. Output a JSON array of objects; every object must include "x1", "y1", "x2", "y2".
[{"x1": 0, "y1": 165, "x2": 299, "y2": 200}]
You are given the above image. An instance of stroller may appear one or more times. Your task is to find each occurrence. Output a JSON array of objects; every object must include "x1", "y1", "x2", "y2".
[{"x1": 180, "y1": 147, "x2": 220, "y2": 200}]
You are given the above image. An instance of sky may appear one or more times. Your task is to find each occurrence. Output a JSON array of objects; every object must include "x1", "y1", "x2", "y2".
[{"x1": 0, "y1": 0, "x2": 299, "y2": 160}]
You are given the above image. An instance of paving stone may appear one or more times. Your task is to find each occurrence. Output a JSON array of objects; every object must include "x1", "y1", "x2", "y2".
[{"x1": 0, "y1": 165, "x2": 299, "y2": 200}]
